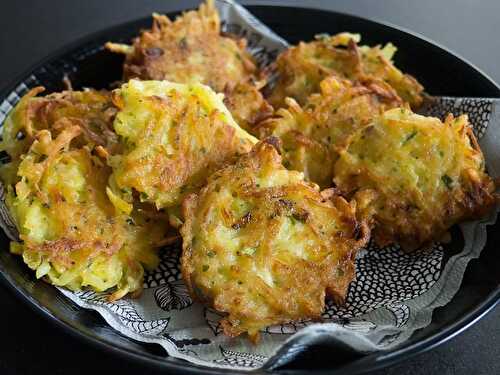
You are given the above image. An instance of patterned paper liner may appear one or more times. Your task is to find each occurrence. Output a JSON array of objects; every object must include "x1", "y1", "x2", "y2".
[{"x1": 0, "y1": 0, "x2": 499, "y2": 370}]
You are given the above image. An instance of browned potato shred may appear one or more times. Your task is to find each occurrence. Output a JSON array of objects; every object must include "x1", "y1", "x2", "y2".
[
  {"x1": 106, "y1": 80, "x2": 257, "y2": 213},
  {"x1": 259, "y1": 76, "x2": 403, "y2": 188},
  {"x1": 334, "y1": 109, "x2": 496, "y2": 249},
  {"x1": 181, "y1": 140, "x2": 370, "y2": 340},
  {"x1": 3, "y1": 121, "x2": 168, "y2": 300},
  {"x1": 105, "y1": 0, "x2": 272, "y2": 133},
  {"x1": 268, "y1": 33, "x2": 424, "y2": 109},
  {"x1": 0, "y1": 87, "x2": 117, "y2": 164}
]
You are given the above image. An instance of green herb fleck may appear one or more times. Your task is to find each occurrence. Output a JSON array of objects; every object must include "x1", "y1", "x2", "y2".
[
  {"x1": 241, "y1": 247, "x2": 256, "y2": 256},
  {"x1": 441, "y1": 174, "x2": 453, "y2": 189},
  {"x1": 121, "y1": 187, "x2": 131, "y2": 195},
  {"x1": 207, "y1": 251, "x2": 215, "y2": 258},
  {"x1": 402, "y1": 131, "x2": 417, "y2": 145},
  {"x1": 202, "y1": 265, "x2": 209, "y2": 272}
]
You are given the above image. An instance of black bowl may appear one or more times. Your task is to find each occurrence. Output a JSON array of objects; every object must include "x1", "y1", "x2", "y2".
[{"x1": 0, "y1": 5, "x2": 499, "y2": 375}]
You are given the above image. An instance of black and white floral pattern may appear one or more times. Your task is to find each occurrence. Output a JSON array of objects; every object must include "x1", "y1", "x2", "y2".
[
  {"x1": 213, "y1": 346, "x2": 267, "y2": 368},
  {"x1": 323, "y1": 243, "x2": 443, "y2": 324},
  {"x1": 144, "y1": 245, "x2": 182, "y2": 288},
  {"x1": 71, "y1": 290, "x2": 170, "y2": 335},
  {"x1": 154, "y1": 279, "x2": 192, "y2": 311}
]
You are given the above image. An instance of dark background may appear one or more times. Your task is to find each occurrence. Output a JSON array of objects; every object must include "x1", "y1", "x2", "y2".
[{"x1": 0, "y1": 1, "x2": 499, "y2": 374}]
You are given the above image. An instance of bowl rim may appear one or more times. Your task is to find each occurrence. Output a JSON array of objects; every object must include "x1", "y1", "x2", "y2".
[{"x1": 0, "y1": 4, "x2": 499, "y2": 374}]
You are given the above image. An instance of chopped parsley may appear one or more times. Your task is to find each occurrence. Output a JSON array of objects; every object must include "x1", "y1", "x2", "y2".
[
  {"x1": 402, "y1": 130, "x2": 417, "y2": 145},
  {"x1": 241, "y1": 247, "x2": 256, "y2": 256},
  {"x1": 441, "y1": 174, "x2": 453, "y2": 189}
]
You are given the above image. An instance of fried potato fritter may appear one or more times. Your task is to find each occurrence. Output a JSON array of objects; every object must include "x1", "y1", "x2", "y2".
[
  {"x1": 259, "y1": 76, "x2": 402, "y2": 188},
  {"x1": 106, "y1": 0, "x2": 272, "y2": 133},
  {"x1": 181, "y1": 140, "x2": 370, "y2": 340},
  {"x1": 0, "y1": 88, "x2": 117, "y2": 185},
  {"x1": 268, "y1": 33, "x2": 424, "y2": 109},
  {"x1": 108, "y1": 80, "x2": 257, "y2": 215},
  {"x1": 106, "y1": 0, "x2": 256, "y2": 90},
  {"x1": 334, "y1": 108, "x2": 496, "y2": 249},
  {"x1": 6, "y1": 127, "x2": 166, "y2": 300},
  {"x1": 223, "y1": 80, "x2": 274, "y2": 133}
]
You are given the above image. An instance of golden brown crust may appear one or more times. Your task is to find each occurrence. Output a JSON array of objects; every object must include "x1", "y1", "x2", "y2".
[
  {"x1": 334, "y1": 108, "x2": 496, "y2": 249},
  {"x1": 223, "y1": 80, "x2": 274, "y2": 134},
  {"x1": 258, "y1": 76, "x2": 402, "y2": 188},
  {"x1": 5, "y1": 127, "x2": 168, "y2": 298},
  {"x1": 268, "y1": 33, "x2": 424, "y2": 109},
  {"x1": 105, "y1": 0, "x2": 274, "y2": 133},
  {"x1": 113, "y1": 1, "x2": 256, "y2": 91},
  {"x1": 180, "y1": 141, "x2": 369, "y2": 340},
  {"x1": 108, "y1": 80, "x2": 257, "y2": 211},
  {"x1": 0, "y1": 88, "x2": 118, "y2": 162},
  {"x1": 0, "y1": 87, "x2": 171, "y2": 299}
]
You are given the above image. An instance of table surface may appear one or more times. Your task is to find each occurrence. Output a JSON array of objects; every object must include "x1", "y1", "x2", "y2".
[{"x1": 0, "y1": 1, "x2": 499, "y2": 374}]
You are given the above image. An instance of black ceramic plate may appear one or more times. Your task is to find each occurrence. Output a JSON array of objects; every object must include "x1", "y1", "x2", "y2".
[{"x1": 0, "y1": 5, "x2": 499, "y2": 375}]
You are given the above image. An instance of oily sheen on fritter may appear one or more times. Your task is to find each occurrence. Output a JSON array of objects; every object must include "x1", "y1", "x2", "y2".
[
  {"x1": 4, "y1": 127, "x2": 167, "y2": 300},
  {"x1": 106, "y1": 0, "x2": 272, "y2": 133},
  {"x1": 0, "y1": 87, "x2": 118, "y2": 185},
  {"x1": 180, "y1": 140, "x2": 370, "y2": 341},
  {"x1": 259, "y1": 76, "x2": 402, "y2": 188},
  {"x1": 108, "y1": 80, "x2": 257, "y2": 219},
  {"x1": 268, "y1": 33, "x2": 424, "y2": 109},
  {"x1": 0, "y1": 87, "x2": 171, "y2": 299},
  {"x1": 223, "y1": 80, "x2": 274, "y2": 134},
  {"x1": 334, "y1": 108, "x2": 496, "y2": 249}
]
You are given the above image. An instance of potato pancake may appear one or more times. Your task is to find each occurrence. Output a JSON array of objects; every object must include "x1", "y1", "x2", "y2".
[
  {"x1": 5, "y1": 127, "x2": 167, "y2": 300},
  {"x1": 334, "y1": 108, "x2": 496, "y2": 249},
  {"x1": 181, "y1": 140, "x2": 370, "y2": 340},
  {"x1": 106, "y1": 0, "x2": 272, "y2": 132},
  {"x1": 223, "y1": 80, "x2": 274, "y2": 134},
  {"x1": 108, "y1": 80, "x2": 257, "y2": 217},
  {"x1": 0, "y1": 88, "x2": 117, "y2": 185},
  {"x1": 258, "y1": 76, "x2": 402, "y2": 188},
  {"x1": 268, "y1": 33, "x2": 424, "y2": 109}
]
